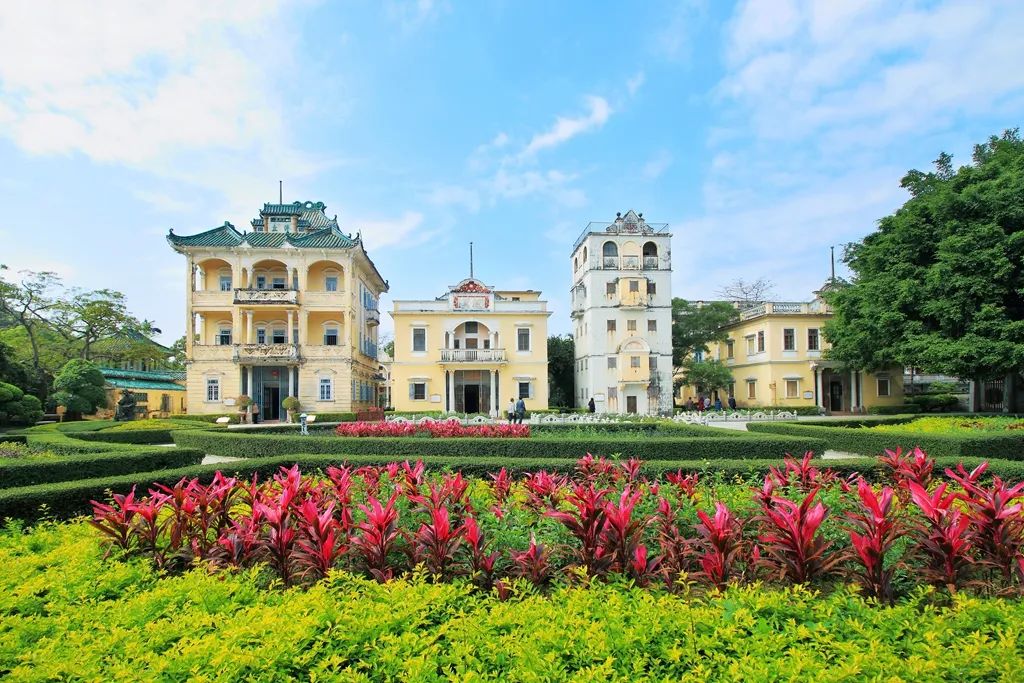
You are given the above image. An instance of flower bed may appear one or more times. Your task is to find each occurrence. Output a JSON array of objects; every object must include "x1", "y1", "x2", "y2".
[
  {"x1": 86, "y1": 448, "x2": 1024, "y2": 599},
  {"x1": 334, "y1": 419, "x2": 531, "y2": 438},
  {"x1": 869, "y1": 416, "x2": 1024, "y2": 434}
]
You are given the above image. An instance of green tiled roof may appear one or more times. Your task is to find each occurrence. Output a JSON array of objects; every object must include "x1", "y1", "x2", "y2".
[
  {"x1": 101, "y1": 368, "x2": 185, "y2": 382},
  {"x1": 106, "y1": 378, "x2": 185, "y2": 392},
  {"x1": 167, "y1": 222, "x2": 244, "y2": 248},
  {"x1": 262, "y1": 203, "x2": 304, "y2": 215},
  {"x1": 289, "y1": 226, "x2": 357, "y2": 248},
  {"x1": 243, "y1": 232, "x2": 288, "y2": 247},
  {"x1": 169, "y1": 221, "x2": 358, "y2": 251}
]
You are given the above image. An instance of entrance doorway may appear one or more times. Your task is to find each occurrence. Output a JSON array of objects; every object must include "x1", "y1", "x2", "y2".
[
  {"x1": 464, "y1": 384, "x2": 480, "y2": 414},
  {"x1": 829, "y1": 381, "x2": 843, "y2": 412},
  {"x1": 263, "y1": 386, "x2": 281, "y2": 421},
  {"x1": 626, "y1": 395, "x2": 638, "y2": 414}
]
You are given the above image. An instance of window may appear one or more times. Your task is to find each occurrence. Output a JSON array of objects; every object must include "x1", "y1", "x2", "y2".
[
  {"x1": 647, "y1": 281, "x2": 656, "y2": 295},
  {"x1": 256, "y1": 328, "x2": 266, "y2": 344},
  {"x1": 649, "y1": 356, "x2": 658, "y2": 370},
  {"x1": 807, "y1": 328, "x2": 820, "y2": 351},
  {"x1": 325, "y1": 276, "x2": 338, "y2": 292},
  {"x1": 647, "y1": 319, "x2": 657, "y2": 332},
  {"x1": 607, "y1": 356, "x2": 617, "y2": 369},
  {"x1": 412, "y1": 328, "x2": 426, "y2": 352},
  {"x1": 606, "y1": 282, "x2": 616, "y2": 296},
  {"x1": 256, "y1": 275, "x2": 266, "y2": 290},
  {"x1": 272, "y1": 277, "x2": 286, "y2": 290},
  {"x1": 219, "y1": 275, "x2": 232, "y2": 291},
  {"x1": 608, "y1": 387, "x2": 618, "y2": 400},
  {"x1": 627, "y1": 319, "x2": 637, "y2": 332},
  {"x1": 511, "y1": 296, "x2": 520, "y2": 301},
  {"x1": 324, "y1": 327, "x2": 339, "y2": 346},
  {"x1": 319, "y1": 378, "x2": 333, "y2": 401},
  {"x1": 785, "y1": 379, "x2": 798, "y2": 399},
  {"x1": 629, "y1": 280, "x2": 640, "y2": 293},
  {"x1": 746, "y1": 336, "x2": 756, "y2": 356},
  {"x1": 746, "y1": 380, "x2": 756, "y2": 400},
  {"x1": 410, "y1": 382, "x2": 426, "y2": 400},
  {"x1": 518, "y1": 382, "x2": 531, "y2": 399},
  {"x1": 206, "y1": 378, "x2": 220, "y2": 402},
  {"x1": 783, "y1": 328, "x2": 795, "y2": 351},
  {"x1": 757, "y1": 330, "x2": 765, "y2": 353},
  {"x1": 217, "y1": 328, "x2": 232, "y2": 346},
  {"x1": 607, "y1": 320, "x2": 616, "y2": 332},
  {"x1": 465, "y1": 321, "x2": 478, "y2": 334},
  {"x1": 877, "y1": 377, "x2": 891, "y2": 397},
  {"x1": 630, "y1": 356, "x2": 641, "y2": 368},
  {"x1": 726, "y1": 340, "x2": 734, "y2": 359},
  {"x1": 272, "y1": 329, "x2": 286, "y2": 344},
  {"x1": 517, "y1": 328, "x2": 531, "y2": 352}
]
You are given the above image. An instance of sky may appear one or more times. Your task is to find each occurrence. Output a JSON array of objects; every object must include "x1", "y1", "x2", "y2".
[{"x1": 1, "y1": 0, "x2": 1022, "y2": 344}]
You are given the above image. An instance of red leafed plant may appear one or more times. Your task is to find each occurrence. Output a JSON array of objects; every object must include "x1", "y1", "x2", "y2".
[
  {"x1": 619, "y1": 458, "x2": 645, "y2": 483},
  {"x1": 694, "y1": 501, "x2": 745, "y2": 589},
  {"x1": 755, "y1": 487, "x2": 841, "y2": 584},
  {"x1": 600, "y1": 487, "x2": 649, "y2": 574},
  {"x1": 510, "y1": 535, "x2": 553, "y2": 586},
  {"x1": 908, "y1": 481, "x2": 973, "y2": 590},
  {"x1": 411, "y1": 506, "x2": 464, "y2": 579},
  {"x1": 334, "y1": 419, "x2": 529, "y2": 439},
  {"x1": 844, "y1": 478, "x2": 904, "y2": 603},
  {"x1": 575, "y1": 453, "x2": 620, "y2": 483},
  {"x1": 293, "y1": 499, "x2": 346, "y2": 581},
  {"x1": 523, "y1": 470, "x2": 566, "y2": 511},
  {"x1": 654, "y1": 497, "x2": 691, "y2": 590},
  {"x1": 666, "y1": 470, "x2": 699, "y2": 503},
  {"x1": 768, "y1": 452, "x2": 835, "y2": 491},
  {"x1": 488, "y1": 467, "x2": 512, "y2": 505},
  {"x1": 629, "y1": 544, "x2": 662, "y2": 587},
  {"x1": 462, "y1": 516, "x2": 500, "y2": 586},
  {"x1": 945, "y1": 463, "x2": 1024, "y2": 587},
  {"x1": 89, "y1": 488, "x2": 138, "y2": 552},
  {"x1": 546, "y1": 482, "x2": 612, "y2": 576},
  {"x1": 352, "y1": 492, "x2": 403, "y2": 582},
  {"x1": 253, "y1": 485, "x2": 298, "y2": 586},
  {"x1": 880, "y1": 446, "x2": 934, "y2": 491}
]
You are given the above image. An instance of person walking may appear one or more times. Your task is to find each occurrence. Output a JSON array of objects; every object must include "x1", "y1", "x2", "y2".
[
  {"x1": 514, "y1": 396, "x2": 526, "y2": 424},
  {"x1": 703, "y1": 396, "x2": 712, "y2": 411},
  {"x1": 714, "y1": 397, "x2": 722, "y2": 411},
  {"x1": 507, "y1": 398, "x2": 516, "y2": 424},
  {"x1": 252, "y1": 401, "x2": 260, "y2": 424},
  {"x1": 728, "y1": 395, "x2": 737, "y2": 410},
  {"x1": 587, "y1": 397, "x2": 596, "y2": 413}
]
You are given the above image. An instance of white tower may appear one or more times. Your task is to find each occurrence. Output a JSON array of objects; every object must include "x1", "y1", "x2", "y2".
[{"x1": 570, "y1": 210, "x2": 673, "y2": 415}]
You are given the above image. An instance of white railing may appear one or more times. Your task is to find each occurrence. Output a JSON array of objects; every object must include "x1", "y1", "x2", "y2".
[
  {"x1": 439, "y1": 348, "x2": 507, "y2": 363},
  {"x1": 643, "y1": 256, "x2": 660, "y2": 270},
  {"x1": 233, "y1": 288, "x2": 298, "y2": 305},
  {"x1": 366, "y1": 309, "x2": 380, "y2": 326},
  {"x1": 233, "y1": 343, "x2": 299, "y2": 363}
]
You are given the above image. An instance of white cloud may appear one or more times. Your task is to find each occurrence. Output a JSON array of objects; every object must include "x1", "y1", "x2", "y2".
[
  {"x1": 356, "y1": 211, "x2": 433, "y2": 251},
  {"x1": 133, "y1": 190, "x2": 192, "y2": 214},
  {"x1": 424, "y1": 185, "x2": 481, "y2": 212},
  {"x1": 642, "y1": 149, "x2": 673, "y2": 180},
  {"x1": 385, "y1": 0, "x2": 449, "y2": 32},
  {"x1": 626, "y1": 71, "x2": 646, "y2": 97},
  {"x1": 489, "y1": 169, "x2": 587, "y2": 208},
  {"x1": 518, "y1": 96, "x2": 612, "y2": 159}
]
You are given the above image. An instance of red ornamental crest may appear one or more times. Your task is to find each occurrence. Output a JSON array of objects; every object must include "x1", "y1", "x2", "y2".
[{"x1": 453, "y1": 279, "x2": 490, "y2": 294}]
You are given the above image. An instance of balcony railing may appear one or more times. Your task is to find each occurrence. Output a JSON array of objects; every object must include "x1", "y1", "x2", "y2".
[
  {"x1": 619, "y1": 292, "x2": 648, "y2": 309},
  {"x1": 192, "y1": 290, "x2": 232, "y2": 306},
  {"x1": 738, "y1": 301, "x2": 831, "y2": 320},
  {"x1": 643, "y1": 256, "x2": 660, "y2": 269},
  {"x1": 439, "y1": 348, "x2": 507, "y2": 363},
  {"x1": 233, "y1": 288, "x2": 298, "y2": 305},
  {"x1": 366, "y1": 309, "x2": 380, "y2": 326},
  {"x1": 233, "y1": 343, "x2": 299, "y2": 364}
]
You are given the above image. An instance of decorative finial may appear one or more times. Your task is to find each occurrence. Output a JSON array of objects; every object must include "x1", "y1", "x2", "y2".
[{"x1": 470, "y1": 242, "x2": 474, "y2": 279}]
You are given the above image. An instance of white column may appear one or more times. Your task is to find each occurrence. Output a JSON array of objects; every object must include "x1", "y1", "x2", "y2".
[
  {"x1": 248, "y1": 366, "x2": 254, "y2": 399},
  {"x1": 197, "y1": 313, "x2": 205, "y2": 345},
  {"x1": 246, "y1": 310, "x2": 254, "y2": 344},
  {"x1": 447, "y1": 370, "x2": 456, "y2": 413},
  {"x1": 186, "y1": 312, "x2": 195, "y2": 357},
  {"x1": 299, "y1": 310, "x2": 309, "y2": 346},
  {"x1": 849, "y1": 370, "x2": 856, "y2": 413},
  {"x1": 287, "y1": 365, "x2": 293, "y2": 398},
  {"x1": 287, "y1": 309, "x2": 295, "y2": 344},
  {"x1": 489, "y1": 369, "x2": 497, "y2": 417}
]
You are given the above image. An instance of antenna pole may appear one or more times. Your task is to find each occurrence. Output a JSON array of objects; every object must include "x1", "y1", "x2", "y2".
[
  {"x1": 279, "y1": 180, "x2": 283, "y2": 204},
  {"x1": 830, "y1": 245, "x2": 836, "y2": 281},
  {"x1": 470, "y1": 242, "x2": 474, "y2": 279}
]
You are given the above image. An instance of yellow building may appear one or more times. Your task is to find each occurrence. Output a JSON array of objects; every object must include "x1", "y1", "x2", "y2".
[
  {"x1": 390, "y1": 277, "x2": 550, "y2": 414},
  {"x1": 167, "y1": 200, "x2": 388, "y2": 419},
  {"x1": 94, "y1": 331, "x2": 187, "y2": 418},
  {"x1": 678, "y1": 294, "x2": 905, "y2": 413}
]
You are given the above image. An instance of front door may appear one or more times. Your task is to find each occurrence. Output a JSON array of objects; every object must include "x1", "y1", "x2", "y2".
[
  {"x1": 263, "y1": 386, "x2": 281, "y2": 421},
  {"x1": 626, "y1": 395, "x2": 638, "y2": 414},
  {"x1": 829, "y1": 381, "x2": 843, "y2": 412},
  {"x1": 464, "y1": 384, "x2": 480, "y2": 414}
]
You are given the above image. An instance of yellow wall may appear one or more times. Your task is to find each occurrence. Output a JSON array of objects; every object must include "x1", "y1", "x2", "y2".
[{"x1": 104, "y1": 387, "x2": 188, "y2": 418}]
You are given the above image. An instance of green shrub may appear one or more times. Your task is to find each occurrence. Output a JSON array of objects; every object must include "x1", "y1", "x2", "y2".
[
  {"x1": 747, "y1": 421, "x2": 1024, "y2": 459},
  {"x1": 71, "y1": 430, "x2": 176, "y2": 445},
  {"x1": 0, "y1": 434, "x2": 27, "y2": 445},
  {"x1": 867, "y1": 405, "x2": 921, "y2": 415},
  {"x1": 168, "y1": 413, "x2": 241, "y2": 424},
  {"x1": 0, "y1": 381, "x2": 44, "y2": 426},
  {"x1": 908, "y1": 393, "x2": 961, "y2": 412},
  {"x1": 171, "y1": 429, "x2": 826, "y2": 461},
  {"x1": 0, "y1": 447, "x2": 204, "y2": 490}
]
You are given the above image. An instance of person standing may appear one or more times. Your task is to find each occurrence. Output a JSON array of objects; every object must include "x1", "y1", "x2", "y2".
[
  {"x1": 588, "y1": 397, "x2": 596, "y2": 413},
  {"x1": 714, "y1": 397, "x2": 722, "y2": 411},
  {"x1": 252, "y1": 401, "x2": 260, "y2": 424},
  {"x1": 507, "y1": 398, "x2": 516, "y2": 423},
  {"x1": 728, "y1": 396, "x2": 737, "y2": 410},
  {"x1": 703, "y1": 396, "x2": 712, "y2": 411},
  {"x1": 515, "y1": 396, "x2": 526, "y2": 424}
]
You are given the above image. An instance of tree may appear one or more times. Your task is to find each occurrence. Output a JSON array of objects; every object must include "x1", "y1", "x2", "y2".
[
  {"x1": 51, "y1": 359, "x2": 107, "y2": 419},
  {"x1": 167, "y1": 336, "x2": 187, "y2": 370},
  {"x1": 50, "y1": 288, "x2": 144, "y2": 360},
  {"x1": 0, "y1": 267, "x2": 61, "y2": 386},
  {"x1": 675, "y1": 358, "x2": 734, "y2": 397},
  {"x1": 381, "y1": 337, "x2": 395, "y2": 359},
  {"x1": 715, "y1": 277, "x2": 776, "y2": 309},
  {"x1": 671, "y1": 299, "x2": 739, "y2": 371},
  {"x1": 547, "y1": 334, "x2": 575, "y2": 408},
  {"x1": 824, "y1": 129, "x2": 1024, "y2": 410},
  {"x1": 0, "y1": 381, "x2": 43, "y2": 425}
]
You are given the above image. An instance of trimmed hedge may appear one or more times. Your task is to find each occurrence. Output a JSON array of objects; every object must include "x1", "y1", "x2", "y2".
[
  {"x1": 5, "y1": 452, "x2": 1024, "y2": 521},
  {"x1": 71, "y1": 429, "x2": 177, "y2": 445},
  {"x1": 0, "y1": 447, "x2": 205, "y2": 489},
  {"x1": 868, "y1": 404, "x2": 921, "y2": 415},
  {"x1": 172, "y1": 429, "x2": 826, "y2": 461},
  {"x1": 169, "y1": 413, "x2": 241, "y2": 424},
  {"x1": 747, "y1": 421, "x2": 1024, "y2": 459},
  {"x1": 0, "y1": 434, "x2": 27, "y2": 445}
]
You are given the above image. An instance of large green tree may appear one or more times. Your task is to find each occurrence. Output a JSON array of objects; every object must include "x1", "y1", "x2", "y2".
[
  {"x1": 0, "y1": 381, "x2": 43, "y2": 426},
  {"x1": 675, "y1": 358, "x2": 734, "y2": 397},
  {"x1": 671, "y1": 299, "x2": 739, "y2": 371},
  {"x1": 825, "y1": 130, "x2": 1024, "y2": 409},
  {"x1": 547, "y1": 334, "x2": 575, "y2": 408},
  {"x1": 51, "y1": 359, "x2": 107, "y2": 419}
]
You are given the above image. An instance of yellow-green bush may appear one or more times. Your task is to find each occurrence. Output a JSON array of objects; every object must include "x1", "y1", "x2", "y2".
[{"x1": 1, "y1": 521, "x2": 1022, "y2": 681}]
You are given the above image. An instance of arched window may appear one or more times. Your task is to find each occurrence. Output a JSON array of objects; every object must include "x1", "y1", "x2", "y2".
[
  {"x1": 574, "y1": 257, "x2": 579, "y2": 272},
  {"x1": 643, "y1": 242, "x2": 658, "y2": 257},
  {"x1": 582, "y1": 246, "x2": 588, "y2": 262},
  {"x1": 603, "y1": 241, "x2": 619, "y2": 257}
]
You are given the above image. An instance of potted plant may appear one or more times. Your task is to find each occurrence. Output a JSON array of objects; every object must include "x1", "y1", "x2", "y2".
[
  {"x1": 236, "y1": 395, "x2": 253, "y2": 423},
  {"x1": 282, "y1": 396, "x2": 301, "y2": 424}
]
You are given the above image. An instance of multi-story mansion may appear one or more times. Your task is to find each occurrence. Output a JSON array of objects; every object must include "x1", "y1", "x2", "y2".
[
  {"x1": 390, "y1": 277, "x2": 550, "y2": 415},
  {"x1": 677, "y1": 291, "x2": 905, "y2": 413},
  {"x1": 167, "y1": 200, "x2": 388, "y2": 419},
  {"x1": 570, "y1": 210, "x2": 674, "y2": 415}
]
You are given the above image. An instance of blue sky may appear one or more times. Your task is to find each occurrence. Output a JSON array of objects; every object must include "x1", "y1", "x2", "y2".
[{"x1": 1, "y1": 0, "x2": 1022, "y2": 343}]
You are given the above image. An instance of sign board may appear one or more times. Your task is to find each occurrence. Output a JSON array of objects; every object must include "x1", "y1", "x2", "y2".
[
  {"x1": 593, "y1": 393, "x2": 606, "y2": 402},
  {"x1": 430, "y1": 394, "x2": 442, "y2": 403},
  {"x1": 803, "y1": 391, "x2": 813, "y2": 399},
  {"x1": 224, "y1": 398, "x2": 236, "y2": 406}
]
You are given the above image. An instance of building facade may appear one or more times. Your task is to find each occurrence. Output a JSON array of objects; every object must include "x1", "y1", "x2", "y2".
[
  {"x1": 677, "y1": 294, "x2": 905, "y2": 413},
  {"x1": 93, "y1": 331, "x2": 186, "y2": 418},
  {"x1": 570, "y1": 210, "x2": 674, "y2": 415},
  {"x1": 390, "y1": 278, "x2": 550, "y2": 415},
  {"x1": 167, "y1": 200, "x2": 388, "y2": 419}
]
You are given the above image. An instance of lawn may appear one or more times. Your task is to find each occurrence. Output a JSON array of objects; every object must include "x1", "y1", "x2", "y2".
[{"x1": 869, "y1": 416, "x2": 1024, "y2": 434}]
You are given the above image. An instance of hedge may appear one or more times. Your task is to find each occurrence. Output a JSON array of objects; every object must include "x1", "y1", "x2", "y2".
[
  {"x1": 0, "y1": 447, "x2": 205, "y2": 490},
  {"x1": 0, "y1": 434, "x2": 27, "y2": 445},
  {"x1": 171, "y1": 429, "x2": 827, "y2": 461},
  {"x1": 169, "y1": 413, "x2": 241, "y2": 424},
  {"x1": 746, "y1": 421, "x2": 1024, "y2": 459},
  {"x1": 71, "y1": 429, "x2": 177, "y2": 445},
  {"x1": 5, "y1": 452, "x2": 1024, "y2": 522}
]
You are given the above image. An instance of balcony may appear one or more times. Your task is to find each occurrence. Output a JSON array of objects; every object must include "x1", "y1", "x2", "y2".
[
  {"x1": 192, "y1": 290, "x2": 232, "y2": 306},
  {"x1": 738, "y1": 301, "x2": 831, "y2": 320},
  {"x1": 439, "y1": 348, "x2": 507, "y2": 364},
  {"x1": 302, "y1": 290, "x2": 345, "y2": 306},
  {"x1": 190, "y1": 344, "x2": 235, "y2": 362},
  {"x1": 302, "y1": 344, "x2": 350, "y2": 360},
  {"x1": 643, "y1": 256, "x2": 660, "y2": 270},
  {"x1": 233, "y1": 288, "x2": 298, "y2": 305},
  {"x1": 619, "y1": 291, "x2": 649, "y2": 309},
  {"x1": 233, "y1": 343, "x2": 299, "y2": 364},
  {"x1": 365, "y1": 309, "x2": 380, "y2": 327}
]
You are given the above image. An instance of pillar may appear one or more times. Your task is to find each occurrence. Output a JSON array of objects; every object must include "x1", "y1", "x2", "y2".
[
  {"x1": 231, "y1": 310, "x2": 241, "y2": 347},
  {"x1": 299, "y1": 310, "x2": 309, "y2": 346},
  {"x1": 197, "y1": 313, "x2": 206, "y2": 345},
  {"x1": 246, "y1": 310, "x2": 254, "y2": 344},
  {"x1": 849, "y1": 370, "x2": 856, "y2": 413},
  {"x1": 186, "y1": 312, "x2": 195, "y2": 356},
  {"x1": 287, "y1": 365, "x2": 293, "y2": 398},
  {"x1": 287, "y1": 309, "x2": 295, "y2": 344},
  {"x1": 447, "y1": 370, "x2": 456, "y2": 413},
  {"x1": 812, "y1": 366, "x2": 821, "y2": 409},
  {"x1": 489, "y1": 369, "x2": 497, "y2": 417},
  {"x1": 248, "y1": 366, "x2": 254, "y2": 400}
]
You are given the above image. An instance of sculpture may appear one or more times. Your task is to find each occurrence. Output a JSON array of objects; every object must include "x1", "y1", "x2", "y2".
[{"x1": 114, "y1": 389, "x2": 137, "y2": 421}]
